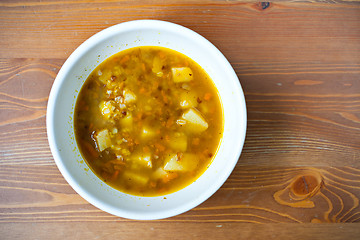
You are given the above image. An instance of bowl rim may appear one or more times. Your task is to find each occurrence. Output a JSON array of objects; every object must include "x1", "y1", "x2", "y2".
[{"x1": 46, "y1": 19, "x2": 247, "y2": 220}]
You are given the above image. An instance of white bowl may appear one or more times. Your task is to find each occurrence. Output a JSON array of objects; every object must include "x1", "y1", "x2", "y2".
[{"x1": 47, "y1": 20, "x2": 247, "y2": 220}]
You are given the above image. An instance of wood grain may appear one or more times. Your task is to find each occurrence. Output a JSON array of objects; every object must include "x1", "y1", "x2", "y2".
[
  {"x1": 1, "y1": 0, "x2": 360, "y2": 239},
  {"x1": 1, "y1": 1, "x2": 360, "y2": 60},
  {"x1": 1, "y1": 222, "x2": 360, "y2": 240},
  {"x1": 1, "y1": 164, "x2": 360, "y2": 223}
]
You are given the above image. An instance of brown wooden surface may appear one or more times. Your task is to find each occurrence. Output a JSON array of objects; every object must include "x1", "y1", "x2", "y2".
[{"x1": 1, "y1": 0, "x2": 360, "y2": 239}]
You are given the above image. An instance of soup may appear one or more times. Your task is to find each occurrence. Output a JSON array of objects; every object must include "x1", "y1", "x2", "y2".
[{"x1": 74, "y1": 46, "x2": 223, "y2": 196}]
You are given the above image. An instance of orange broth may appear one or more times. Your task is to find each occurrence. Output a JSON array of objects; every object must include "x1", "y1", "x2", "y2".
[{"x1": 74, "y1": 46, "x2": 223, "y2": 196}]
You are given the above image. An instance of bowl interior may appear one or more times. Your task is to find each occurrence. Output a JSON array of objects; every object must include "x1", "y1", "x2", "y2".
[{"x1": 47, "y1": 20, "x2": 246, "y2": 220}]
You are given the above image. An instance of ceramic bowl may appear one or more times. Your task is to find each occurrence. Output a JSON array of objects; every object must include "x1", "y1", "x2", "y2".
[{"x1": 47, "y1": 20, "x2": 247, "y2": 220}]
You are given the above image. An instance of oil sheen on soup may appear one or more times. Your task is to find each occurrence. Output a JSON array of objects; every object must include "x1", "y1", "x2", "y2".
[{"x1": 74, "y1": 46, "x2": 223, "y2": 196}]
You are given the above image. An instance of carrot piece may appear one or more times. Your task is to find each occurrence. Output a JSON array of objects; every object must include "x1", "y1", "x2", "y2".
[
  {"x1": 154, "y1": 143, "x2": 165, "y2": 152},
  {"x1": 158, "y1": 51, "x2": 166, "y2": 59},
  {"x1": 163, "y1": 95, "x2": 168, "y2": 104},
  {"x1": 141, "y1": 63, "x2": 146, "y2": 71},
  {"x1": 152, "y1": 81, "x2": 159, "y2": 90},
  {"x1": 163, "y1": 172, "x2": 178, "y2": 183},
  {"x1": 165, "y1": 117, "x2": 174, "y2": 128},
  {"x1": 101, "y1": 171, "x2": 111, "y2": 180},
  {"x1": 117, "y1": 81, "x2": 124, "y2": 90},
  {"x1": 78, "y1": 100, "x2": 86, "y2": 107},
  {"x1": 157, "y1": 187, "x2": 167, "y2": 193},
  {"x1": 139, "y1": 87, "x2": 146, "y2": 94},
  {"x1": 192, "y1": 138, "x2": 200, "y2": 146},
  {"x1": 161, "y1": 90, "x2": 168, "y2": 103},
  {"x1": 110, "y1": 170, "x2": 120, "y2": 181},
  {"x1": 119, "y1": 55, "x2": 130, "y2": 64},
  {"x1": 82, "y1": 141, "x2": 98, "y2": 158},
  {"x1": 204, "y1": 93, "x2": 212, "y2": 101},
  {"x1": 135, "y1": 112, "x2": 142, "y2": 121},
  {"x1": 149, "y1": 181, "x2": 157, "y2": 188}
]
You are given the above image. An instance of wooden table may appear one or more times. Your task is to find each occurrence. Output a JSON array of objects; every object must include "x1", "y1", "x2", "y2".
[{"x1": 1, "y1": 0, "x2": 360, "y2": 239}]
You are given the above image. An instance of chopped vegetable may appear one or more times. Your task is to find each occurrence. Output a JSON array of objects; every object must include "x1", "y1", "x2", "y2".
[
  {"x1": 179, "y1": 108, "x2": 208, "y2": 132},
  {"x1": 123, "y1": 88, "x2": 136, "y2": 103},
  {"x1": 167, "y1": 133, "x2": 187, "y2": 152},
  {"x1": 119, "y1": 114, "x2": 133, "y2": 130},
  {"x1": 82, "y1": 141, "x2": 99, "y2": 158},
  {"x1": 179, "y1": 90, "x2": 198, "y2": 109},
  {"x1": 171, "y1": 67, "x2": 193, "y2": 83},
  {"x1": 95, "y1": 129, "x2": 111, "y2": 151},
  {"x1": 123, "y1": 171, "x2": 149, "y2": 185},
  {"x1": 181, "y1": 153, "x2": 199, "y2": 171},
  {"x1": 74, "y1": 46, "x2": 223, "y2": 197},
  {"x1": 163, "y1": 154, "x2": 183, "y2": 171},
  {"x1": 141, "y1": 126, "x2": 156, "y2": 140},
  {"x1": 98, "y1": 69, "x2": 112, "y2": 84},
  {"x1": 162, "y1": 172, "x2": 178, "y2": 183},
  {"x1": 163, "y1": 153, "x2": 199, "y2": 171},
  {"x1": 130, "y1": 153, "x2": 153, "y2": 168},
  {"x1": 152, "y1": 167, "x2": 168, "y2": 179},
  {"x1": 99, "y1": 100, "x2": 116, "y2": 119},
  {"x1": 152, "y1": 56, "x2": 164, "y2": 77},
  {"x1": 111, "y1": 170, "x2": 120, "y2": 181},
  {"x1": 204, "y1": 93, "x2": 212, "y2": 101}
]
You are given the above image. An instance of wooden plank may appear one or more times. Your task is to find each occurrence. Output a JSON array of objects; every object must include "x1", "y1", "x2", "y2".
[
  {"x1": 0, "y1": 1, "x2": 359, "y2": 60},
  {"x1": 1, "y1": 0, "x2": 360, "y2": 239},
  {"x1": 1, "y1": 56, "x2": 360, "y2": 224},
  {"x1": 1, "y1": 222, "x2": 360, "y2": 240},
  {"x1": 0, "y1": 164, "x2": 360, "y2": 223},
  {"x1": 1, "y1": 58, "x2": 360, "y2": 166}
]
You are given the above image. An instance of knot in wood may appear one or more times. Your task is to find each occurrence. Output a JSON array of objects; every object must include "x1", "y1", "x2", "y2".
[
  {"x1": 290, "y1": 173, "x2": 322, "y2": 199},
  {"x1": 261, "y1": 2, "x2": 270, "y2": 10},
  {"x1": 273, "y1": 171, "x2": 323, "y2": 208},
  {"x1": 255, "y1": 2, "x2": 271, "y2": 11}
]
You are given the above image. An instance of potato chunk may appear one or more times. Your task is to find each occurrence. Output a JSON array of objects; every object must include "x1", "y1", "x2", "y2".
[
  {"x1": 140, "y1": 126, "x2": 156, "y2": 140},
  {"x1": 152, "y1": 56, "x2": 164, "y2": 77},
  {"x1": 98, "y1": 69, "x2": 112, "y2": 84},
  {"x1": 152, "y1": 167, "x2": 168, "y2": 179},
  {"x1": 167, "y1": 133, "x2": 187, "y2": 152},
  {"x1": 163, "y1": 153, "x2": 199, "y2": 172},
  {"x1": 99, "y1": 100, "x2": 116, "y2": 119},
  {"x1": 163, "y1": 154, "x2": 183, "y2": 171},
  {"x1": 123, "y1": 88, "x2": 136, "y2": 103},
  {"x1": 181, "y1": 153, "x2": 199, "y2": 171},
  {"x1": 95, "y1": 129, "x2": 112, "y2": 151},
  {"x1": 171, "y1": 67, "x2": 193, "y2": 83},
  {"x1": 179, "y1": 108, "x2": 208, "y2": 132},
  {"x1": 119, "y1": 114, "x2": 133, "y2": 131},
  {"x1": 123, "y1": 171, "x2": 149, "y2": 185},
  {"x1": 179, "y1": 91, "x2": 198, "y2": 109},
  {"x1": 131, "y1": 153, "x2": 152, "y2": 168}
]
